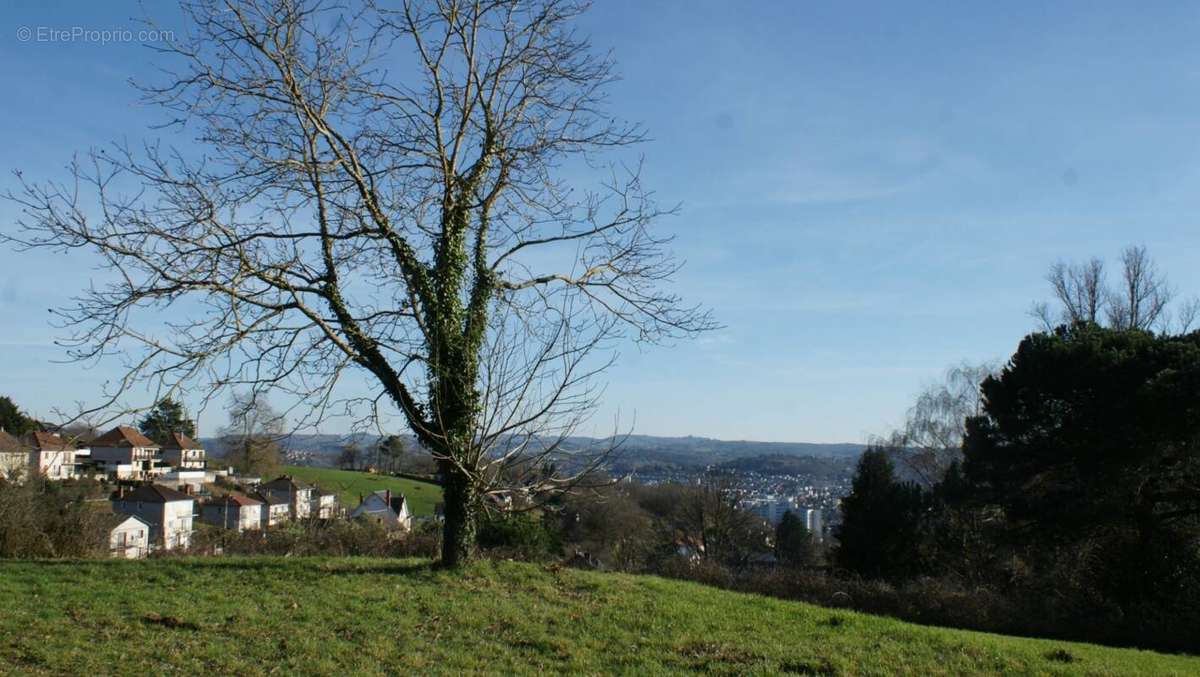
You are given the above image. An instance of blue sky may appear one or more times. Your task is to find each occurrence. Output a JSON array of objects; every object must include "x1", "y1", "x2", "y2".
[{"x1": 2, "y1": 1, "x2": 1200, "y2": 442}]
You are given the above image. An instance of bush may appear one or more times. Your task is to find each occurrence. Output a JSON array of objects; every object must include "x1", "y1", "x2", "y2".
[
  {"x1": 0, "y1": 480, "x2": 108, "y2": 558},
  {"x1": 476, "y1": 511, "x2": 561, "y2": 560}
]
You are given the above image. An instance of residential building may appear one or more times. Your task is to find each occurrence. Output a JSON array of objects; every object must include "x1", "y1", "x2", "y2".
[
  {"x1": 313, "y1": 489, "x2": 339, "y2": 519},
  {"x1": 250, "y1": 490, "x2": 290, "y2": 528},
  {"x1": 201, "y1": 494, "x2": 263, "y2": 531},
  {"x1": 0, "y1": 430, "x2": 30, "y2": 482},
  {"x1": 104, "y1": 513, "x2": 151, "y2": 559},
  {"x1": 91, "y1": 426, "x2": 163, "y2": 478},
  {"x1": 159, "y1": 432, "x2": 207, "y2": 470},
  {"x1": 29, "y1": 431, "x2": 78, "y2": 480},
  {"x1": 111, "y1": 484, "x2": 195, "y2": 551},
  {"x1": 261, "y1": 476, "x2": 315, "y2": 520},
  {"x1": 350, "y1": 489, "x2": 411, "y2": 531}
]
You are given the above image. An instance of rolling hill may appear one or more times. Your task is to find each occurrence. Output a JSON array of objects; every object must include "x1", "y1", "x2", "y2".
[
  {"x1": 0, "y1": 557, "x2": 1194, "y2": 675},
  {"x1": 281, "y1": 465, "x2": 442, "y2": 516}
]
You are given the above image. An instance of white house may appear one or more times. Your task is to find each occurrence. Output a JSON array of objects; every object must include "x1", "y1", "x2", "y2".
[
  {"x1": 350, "y1": 490, "x2": 412, "y2": 531},
  {"x1": 201, "y1": 494, "x2": 263, "y2": 531},
  {"x1": 159, "y1": 432, "x2": 207, "y2": 470},
  {"x1": 104, "y1": 513, "x2": 151, "y2": 559},
  {"x1": 250, "y1": 490, "x2": 290, "y2": 528},
  {"x1": 111, "y1": 484, "x2": 195, "y2": 551},
  {"x1": 313, "y1": 489, "x2": 339, "y2": 519},
  {"x1": 155, "y1": 469, "x2": 208, "y2": 492},
  {"x1": 261, "y1": 476, "x2": 315, "y2": 520},
  {"x1": 91, "y1": 426, "x2": 164, "y2": 478},
  {"x1": 29, "y1": 431, "x2": 77, "y2": 480},
  {"x1": 0, "y1": 430, "x2": 30, "y2": 482}
]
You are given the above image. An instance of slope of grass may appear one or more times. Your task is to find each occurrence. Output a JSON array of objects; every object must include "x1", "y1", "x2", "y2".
[
  {"x1": 281, "y1": 465, "x2": 441, "y2": 516},
  {"x1": 0, "y1": 557, "x2": 1195, "y2": 675}
]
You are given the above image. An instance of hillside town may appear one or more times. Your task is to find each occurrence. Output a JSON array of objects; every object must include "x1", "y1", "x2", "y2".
[{"x1": 0, "y1": 425, "x2": 414, "y2": 558}]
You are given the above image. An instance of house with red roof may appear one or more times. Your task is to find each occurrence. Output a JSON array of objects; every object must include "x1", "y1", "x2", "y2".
[
  {"x1": 29, "y1": 431, "x2": 78, "y2": 480},
  {"x1": 201, "y1": 493, "x2": 263, "y2": 531},
  {"x1": 159, "y1": 432, "x2": 207, "y2": 470},
  {"x1": 0, "y1": 429, "x2": 31, "y2": 482},
  {"x1": 91, "y1": 426, "x2": 163, "y2": 479}
]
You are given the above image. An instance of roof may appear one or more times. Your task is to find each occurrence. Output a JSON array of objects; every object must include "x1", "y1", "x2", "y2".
[
  {"x1": 249, "y1": 490, "x2": 289, "y2": 506},
  {"x1": 207, "y1": 493, "x2": 262, "y2": 507},
  {"x1": 159, "y1": 432, "x2": 203, "y2": 450},
  {"x1": 99, "y1": 513, "x2": 150, "y2": 531},
  {"x1": 112, "y1": 484, "x2": 193, "y2": 503},
  {"x1": 0, "y1": 430, "x2": 28, "y2": 454},
  {"x1": 30, "y1": 431, "x2": 73, "y2": 452},
  {"x1": 262, "y1": 475, "x2": 312, "y2": 492},
  {"x1": 362, "y1": 490, "x2": 407, "y2": 516},
  {"x1": 92, "y1": 426, "x2": 158, "y2": 449}
]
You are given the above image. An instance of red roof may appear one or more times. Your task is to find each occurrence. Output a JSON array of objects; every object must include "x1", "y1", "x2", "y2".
[
  {"x1": 30, "y1": 431, "x2": 73, "y2": 452},
  {"x1": 92, "y1": 426, "x2": 158, "y2": 449},
  {"x1": 0, "y1": 429, "x2": 27, "y2": 454},
  {"x1": 159, "y1": 432, "x2": 203, "y2": 450},
  {"x1": 208, "y1": 493, "x2": 262, "y2": 507}
]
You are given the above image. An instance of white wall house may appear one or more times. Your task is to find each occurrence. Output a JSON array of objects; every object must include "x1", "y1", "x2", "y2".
[
  {"x1": 251, "y1": 491, "x2": 290, "y2": 528},
  {"x1": 30, "y1": 431, "x2": 77, "y2": 480},
  {"x1": 261, "y1": 476, "x2": 315, "y2": 520},
  {"x1": 313, "y1": 490, "x2": 339, "y2": 519},
  {"x1": 0, "y1": 430, "x2": 30, "y2": 482},
  {"x1": 106, "y1": 514, "x2": 151, "y2": 559},
  {"x1": 111, "y1": 484, "x2": 195, "y2": 551},
  {"x1": 201, "y1": 494, "x2": 263, "y2": 531},
  {"x1": 159, "y1": 432, "x2": 207, "y2": 470},
  {"x1": 92, "y1": 426, "x2": 164, "y2": 479},
  {"x1": 350, "y1": 490, "x2": 412, "y2": 531}
]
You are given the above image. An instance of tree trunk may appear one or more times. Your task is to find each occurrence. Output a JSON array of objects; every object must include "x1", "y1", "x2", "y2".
[{"x1": 440, "y1": 461, "x2": 478, "y2": 567}]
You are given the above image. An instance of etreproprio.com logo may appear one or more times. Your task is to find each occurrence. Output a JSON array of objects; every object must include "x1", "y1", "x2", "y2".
[{"x1": 16, "y1": 26, "x2": 174, "y2": 45}]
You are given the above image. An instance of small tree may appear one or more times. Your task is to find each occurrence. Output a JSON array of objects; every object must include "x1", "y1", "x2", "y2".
[
  {"x1": 774, "y1": 510, "x2": 813, "y2": 565},
  {"x1": 338, "y1": 442, "x2": 362, "y2": 471},
  {"x1": 378, "y1": 435, "x2": 408, "y2": 474},
  {"x1": 138, "y1": 398, "x2": 195, "y2": 442}
]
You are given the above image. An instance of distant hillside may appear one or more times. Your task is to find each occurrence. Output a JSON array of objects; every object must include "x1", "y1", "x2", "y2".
[
  {"x1": 0, "y1": 557, "x2": 1194, "y2": 675},
  {"x1": 203, "y1": 433, "x2": 866, "y2": 471},
  {"x1": 715, "y1": 453, "x2": 858, "y2": 479}
]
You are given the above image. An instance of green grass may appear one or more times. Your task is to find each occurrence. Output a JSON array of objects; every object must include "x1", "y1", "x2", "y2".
[
  {"x1": 281, "y1": 465, "x2": 442, "y2": 516},
  {"x1": 0, "y1": 557, "x2": 1195, "y2": 675}
]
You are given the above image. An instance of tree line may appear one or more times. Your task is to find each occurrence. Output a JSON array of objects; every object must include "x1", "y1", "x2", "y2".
[{"x1": 833, "y1": 248, "x2": 1200, "y2": 651}]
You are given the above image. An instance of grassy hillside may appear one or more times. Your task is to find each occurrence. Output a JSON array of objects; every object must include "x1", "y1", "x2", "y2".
[
  {"x1": 281, "y1": 465, "x2": 441, "y2": 516},
  {"x1": 0, "y1": 557, "x2": 1195, "y2": 675}
]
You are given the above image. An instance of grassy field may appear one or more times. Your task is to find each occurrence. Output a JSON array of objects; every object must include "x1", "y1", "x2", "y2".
[
  {"x1": 0, "y1": 557, "x2": 1196, "y2": 676},
  {"x1": 281, "y1": 465, "x2": 442, "y2": 516}
]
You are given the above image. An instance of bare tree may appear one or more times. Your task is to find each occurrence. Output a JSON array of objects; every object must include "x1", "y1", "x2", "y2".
[
  {"x1": 1032, "y1": 245, "x2": 1184, "y2": 334},
  {"x1": 1171, "y1": 295, "x2": 1200, "y2": 334},
  {"x1": 1033, "y1": 257, "x2": 1108, "y2": 330},
  {"x1": 1107, "y1": 245, "x2": 1173, "y2": 331},
  {"x1": 4, "y1": 0, "x2": 714, "y2": 565},
  {"x1": 220, "y1": 392, "x2": 284, "y2": 477},
  {"x1": 881, "y1": 361, "x2": 996, "y2": 486}
]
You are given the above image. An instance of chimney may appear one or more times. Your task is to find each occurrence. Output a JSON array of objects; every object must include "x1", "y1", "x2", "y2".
[{"x1": 385, "y1": 489, "x2": 391, "y2": 508}]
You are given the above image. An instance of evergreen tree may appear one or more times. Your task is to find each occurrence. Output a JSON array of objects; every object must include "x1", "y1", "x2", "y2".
[
  {"x1": 139, "y1": 398, "x2": 195, "y2": 441},
  {"x1": 0, "y1": 396, "x2": 35, "y2": 436},
  {"x1": 834, "y1": 448, "x2": 925, "y2": 580},
  {"x1": 775, "y1": 510, "x2": 812, "y2": 565}
]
